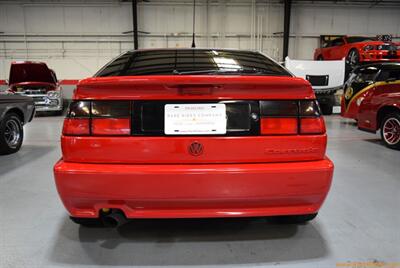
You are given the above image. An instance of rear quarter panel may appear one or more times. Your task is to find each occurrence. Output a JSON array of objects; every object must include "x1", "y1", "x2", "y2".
[
  {"x1": 0, "y1": 95, "x2": 34, "y2": 124},
  {"x1": 358, "y1": 88, "x2": 400, "y2": 131}
]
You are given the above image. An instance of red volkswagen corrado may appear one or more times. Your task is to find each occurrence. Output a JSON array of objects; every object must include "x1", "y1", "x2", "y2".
[{"x1": 54, "y1": 49, "x2": 334, "y2": 227}]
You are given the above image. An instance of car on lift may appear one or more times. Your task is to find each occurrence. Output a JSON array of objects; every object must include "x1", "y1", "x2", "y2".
[
  {"x1": 54, "y1": 49, "x2": 334, "y2": 227},
  {"x1": 314, "y1": 36, "x2": 400, "y2": 67},
  {"x1": 285, "y1": 57, "x2": 345, "y2": 115},
  {"x1": 355, "y1": 63, "x2": 400, "y2": 149},
  {"x1": 7, "y1": 61, "x2": 64, "y2": 115},
  {"x1": 0, "y1": 92, "x2": 35, "y2": 154}
]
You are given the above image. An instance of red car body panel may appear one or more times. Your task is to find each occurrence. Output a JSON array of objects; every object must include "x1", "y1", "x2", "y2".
[
  {"x1": 341, "y1": 96, "x2": 358, "y2": 120},
  {"x1": 314, "y1": 37, "x2": 400, "y2": 62},
  {"x1": 357, "y1": 82, "x2": 400, "y2": 131},
  {"x1": 61, "y1": 135, "x2": 327, "y2": 164},
  {"x1": 54, "y1": 50, "x2": 334, "y2": 219},
  {"x1": 54, "y1": 158, "x2": 333, "y2": 219},
  {"x1": 341, "y1": 83, "x2": 375, "y2": 120}
]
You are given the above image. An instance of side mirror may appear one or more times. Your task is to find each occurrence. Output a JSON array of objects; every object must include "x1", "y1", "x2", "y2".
[{"x1": 385, "y1": 77, "x2": 397, "y2": 83}]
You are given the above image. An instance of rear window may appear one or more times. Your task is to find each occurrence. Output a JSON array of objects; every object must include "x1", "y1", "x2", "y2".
[{"x1": 95, "y1": 49, "x2": 291, "y2": 77}]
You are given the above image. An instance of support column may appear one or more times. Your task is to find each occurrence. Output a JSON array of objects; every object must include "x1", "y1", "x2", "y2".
[
  {"x1": 282, "y1": 0, "x2": 292, "y2": 60},
  {"x1": 132, "y1": 0, "x2": 139, "y2": 50}
]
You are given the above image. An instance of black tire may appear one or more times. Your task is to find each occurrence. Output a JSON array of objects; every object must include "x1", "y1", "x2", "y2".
[
  {"x1": 317, "y1": 55, "x2": 323, "y2": 61},
  {"x1": 320, "y1": 104, "x2": 333, "y2": 115},
  {"x1": 0, "y1": 113, "x2": 24, "y2": 155},
  {"x1": 70, "y1": 217, "x2": 105, "y2": 228},
  {"x1": 346, "y1": 49, "x2": 360, "y2": 68},
  {"x1": 52, "y1": 109, "x2": 64, "y2": 116},
  {"x1": 269, "y1": 213, "x2": 318, "y2": 224},
  {"x1": 380, "y1": 112, "x2": 400, "y2": 150}
]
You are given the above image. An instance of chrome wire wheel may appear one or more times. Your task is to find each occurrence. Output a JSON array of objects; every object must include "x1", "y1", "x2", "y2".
[
  {"x1": 383, "y1": 117, "x2": 400, "y2": 145},
  {"x1": 4, "y1": 119, "x2": 21, "y2": 148}
]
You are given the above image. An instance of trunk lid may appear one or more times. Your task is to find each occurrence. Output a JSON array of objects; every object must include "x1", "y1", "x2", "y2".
[{"x1": 62, "y1": 75, "x2": 326, "y2": 164}]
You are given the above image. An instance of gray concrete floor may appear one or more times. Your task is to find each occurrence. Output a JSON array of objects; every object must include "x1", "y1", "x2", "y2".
[{"x1": 0, "y1": 115, "x2": 399, "y2": 268}]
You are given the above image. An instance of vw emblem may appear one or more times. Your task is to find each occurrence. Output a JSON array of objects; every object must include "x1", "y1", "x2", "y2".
[{"x1": 188, "y1": 141, "x2": 203, "y2": 156}]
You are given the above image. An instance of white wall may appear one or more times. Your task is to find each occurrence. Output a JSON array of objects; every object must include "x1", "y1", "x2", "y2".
[{"x1": 1, "y1": 0, "x2": 400, "y2": 80}]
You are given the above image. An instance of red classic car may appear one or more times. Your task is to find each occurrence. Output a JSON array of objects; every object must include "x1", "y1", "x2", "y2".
[
  {"x1": 314, "y1": 36, "x2": 400, "y2": 66},
  {"x1": 7, "y1": 61, "x2": 64, "y2": 114},
  {"x1": 354, "y1": 63, "x2": 400, "y2": 149},
  {"x1": 54, "y1": 49, "x2": 334, "y2": 227}
]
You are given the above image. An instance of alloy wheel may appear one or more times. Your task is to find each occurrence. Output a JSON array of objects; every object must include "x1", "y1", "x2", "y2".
[
  {"x1": 4, "y1": 119, "x2": 21, "y2": 148},
  {"x1": 347, "y1": 50, "x2": 359, "y2": 66},
  {"x1": 383, "y1": 117, "x2": 400, "y2": 145}
]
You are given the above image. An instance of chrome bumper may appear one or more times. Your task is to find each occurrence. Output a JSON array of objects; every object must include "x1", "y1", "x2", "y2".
[
  {"x1": 35, "y1": 105, "x2": 63, "y2": 112},
  {"x1": 18, "y1": 93, "x2": 63, "y2": 112}
]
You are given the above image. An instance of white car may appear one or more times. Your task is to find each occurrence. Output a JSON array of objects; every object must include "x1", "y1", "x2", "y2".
[{"x1": 285, "y1": 57, "x2": 345, "y2": 114}]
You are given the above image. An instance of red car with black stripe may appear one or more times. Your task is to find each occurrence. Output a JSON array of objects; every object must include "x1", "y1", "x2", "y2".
[
  {"x1": 355, "y1": 63, "x2": 400, "y2": 149},
  {"x1": 314, "y1": 36, "x2": 400, "y2": 67},
  {"x1": 54, "y1": 49, "x2": 334, "y2": 227}
]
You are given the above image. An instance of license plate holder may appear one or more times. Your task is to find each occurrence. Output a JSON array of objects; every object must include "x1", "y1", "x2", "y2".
[{"x1": 164, "y1": 103, "x2": 227, "y2": 135}]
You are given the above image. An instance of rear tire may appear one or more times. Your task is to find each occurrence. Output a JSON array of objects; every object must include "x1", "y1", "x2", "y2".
[
  {"x1": 269, "y1": 213, "x2": 318, "y2": 224},
  {"x1": 321, "y1": 104, "x2": 333, "y2": 115},
  {"x1": 380, "y1": 112, "x2": 400, "y2": 150},
  {"x1": 70, "y1": 217, "x2": 105, "y2": 228},
  {"x1": 52, "y1": 109, "x2": 64, "y2": 116},
  {"x1": 0, "y1": 113, "x2": 24, "y2": 155}
]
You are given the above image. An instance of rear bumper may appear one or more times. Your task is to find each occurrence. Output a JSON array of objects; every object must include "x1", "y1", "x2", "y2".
[{"x1": 54, "y1": 158, "x2": 334, "y2": 219}]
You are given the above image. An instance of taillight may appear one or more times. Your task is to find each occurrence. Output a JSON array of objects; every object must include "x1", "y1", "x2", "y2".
[
  {"x1": 62, "y1": 101, "x2": 91, "y2": 135},
  {"x1": 260, "y1": 118, "x2": 297, "y2": 135},
  {"x1": 299, "y1": 100, "x2": 326, "y2": 134},
  {"x1": 260, "y1": 100, "x2": 325, "y2": 135},
  {"x1": 63, "y1": 101, "x2": 131, "y2": 136},
  {"x1": 91, "y1": 118, "x2": 130, "y2": 135},
  {"x1": 62, "y1": 100, "x2": 325, "y2": 136},
  {"x1": 300, "y1": 118, "x2": 326, "y2": 134},
  {"x1": 62, "y1": 118, "x2": 90, "y2": 135}
]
